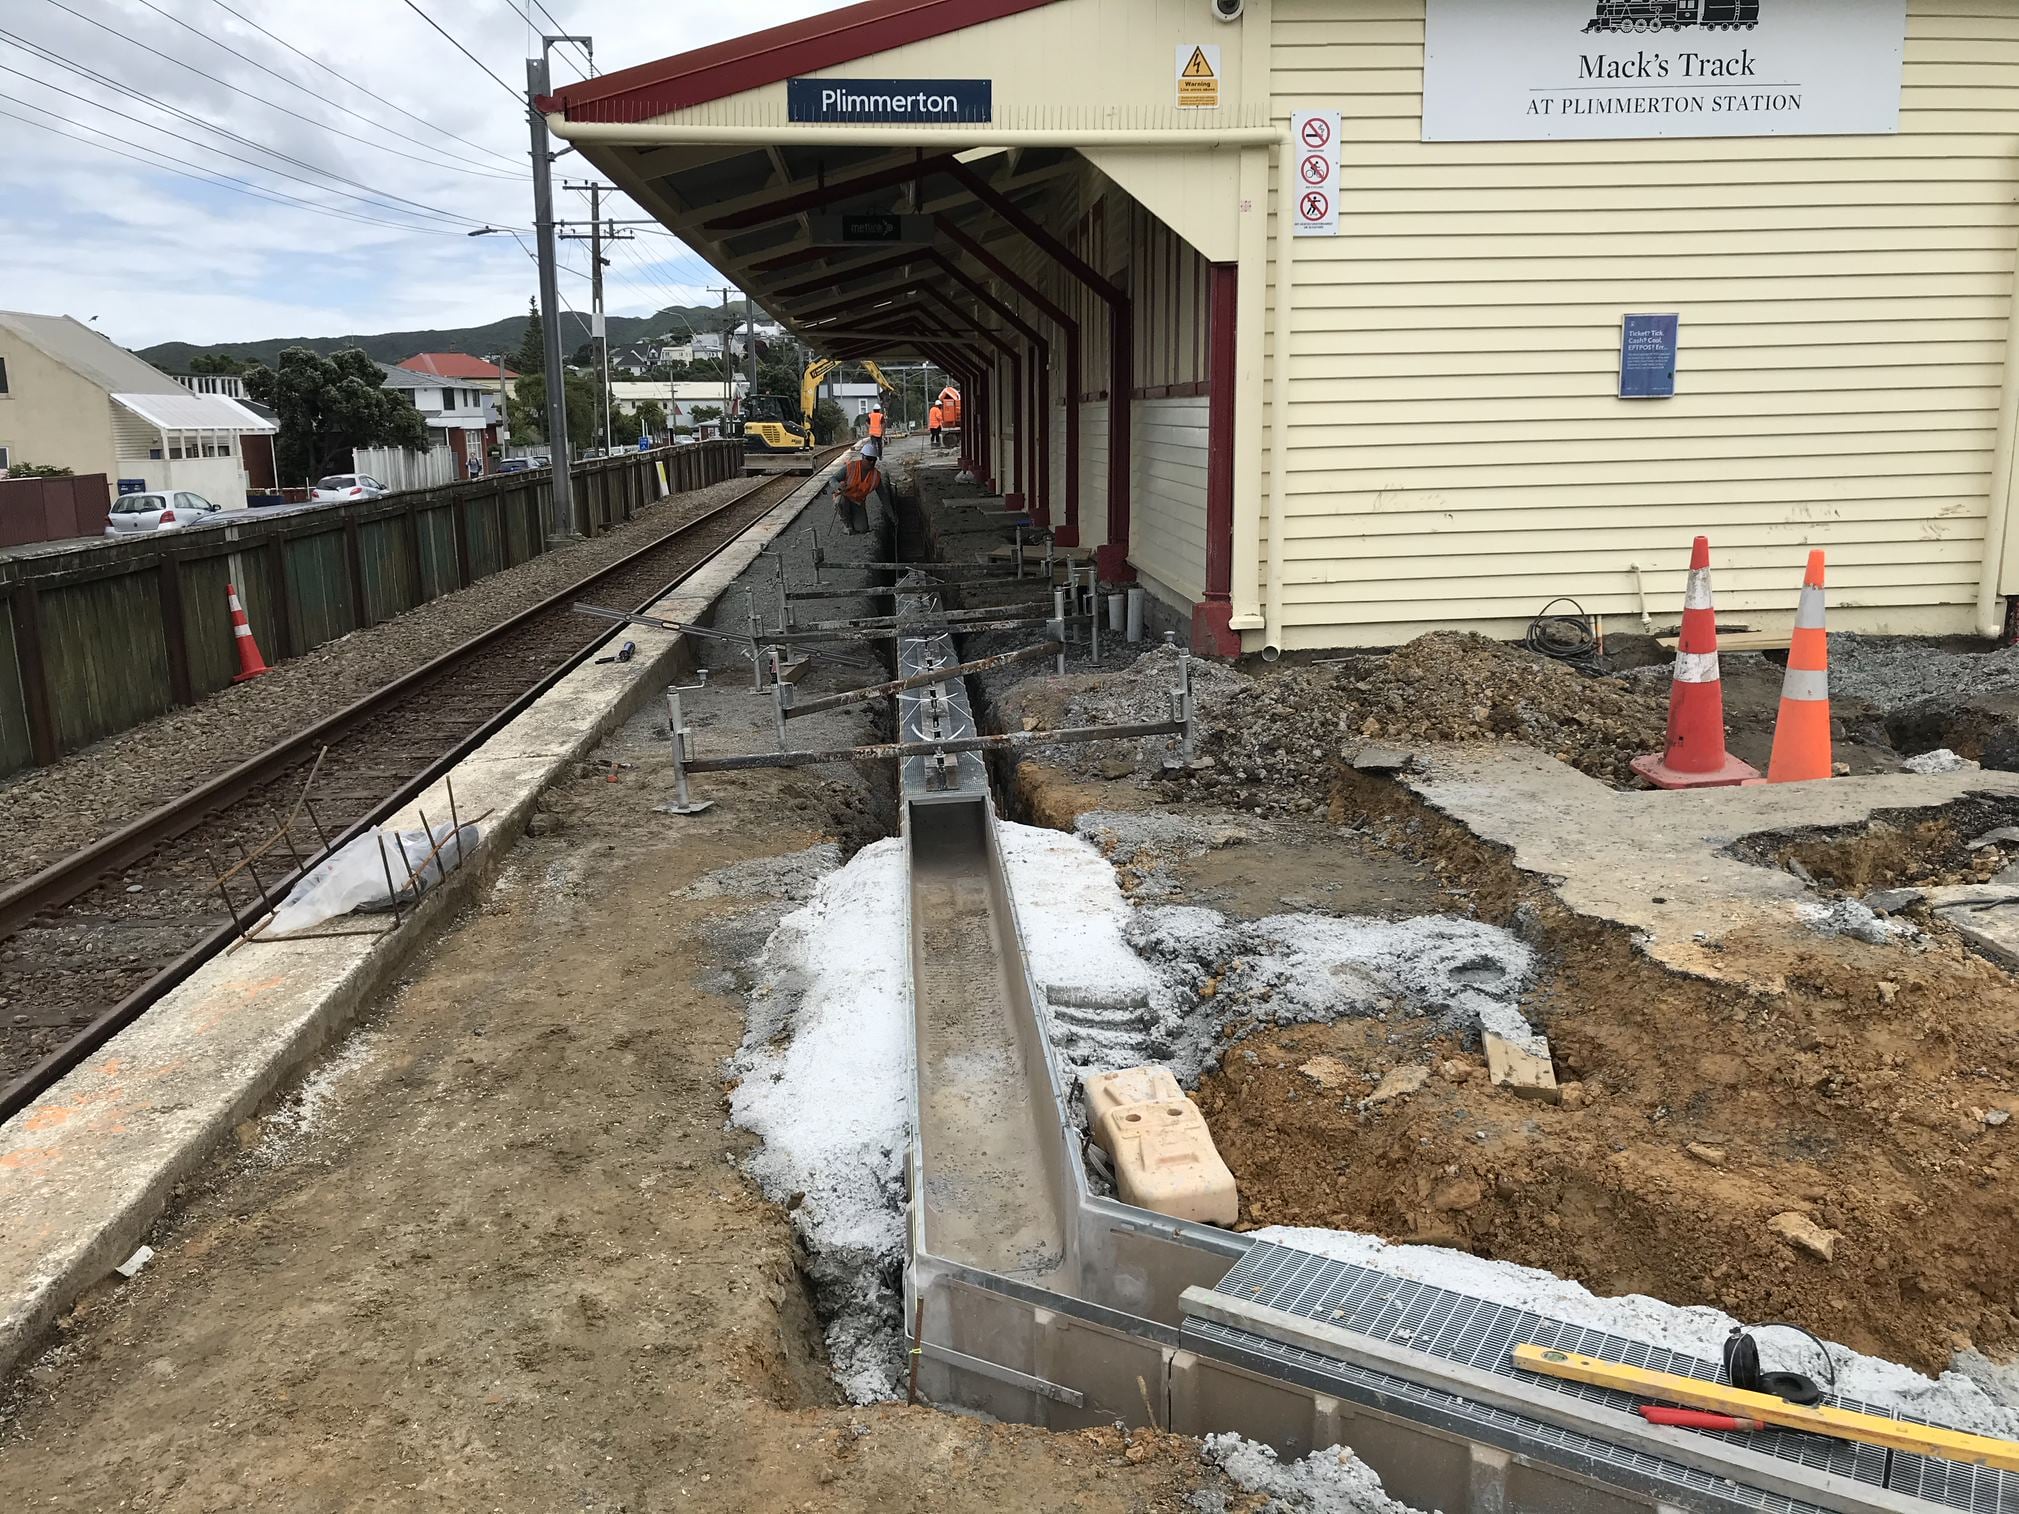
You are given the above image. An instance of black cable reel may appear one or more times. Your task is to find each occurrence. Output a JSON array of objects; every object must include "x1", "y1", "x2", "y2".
[{"x1": 1723, "y1": 1323, "x2": 1834, "y2": 1406}]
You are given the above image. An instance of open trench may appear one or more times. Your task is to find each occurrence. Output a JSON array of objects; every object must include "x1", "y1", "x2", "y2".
[{"x1": 872, "y1": 463, "x2": 2019, "y2": 1393}]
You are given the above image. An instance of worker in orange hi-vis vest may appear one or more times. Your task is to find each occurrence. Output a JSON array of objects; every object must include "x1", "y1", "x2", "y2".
[
  {"x1": 928, "y1": 401, "x2": 944, "y2": 448},
  {"x1": 828, "y1": 446, "x2": 883, "y2": 535},
  {"x1": 867, "y1": 404, "x2": 886, "y2": 440}
]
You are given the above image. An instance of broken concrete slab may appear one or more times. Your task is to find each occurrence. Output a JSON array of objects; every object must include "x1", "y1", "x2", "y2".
[
  {"x1": 1935, "y1": 900, "x2": 2019, "y2": 971},
  {"x1": 1861, "y1": 887, "x2": 1925, "y2": 914},
  {"x1": 1483, "y1": 1030, "x2": 1560, "y2": 1104},
  {"x1": 1400, "y1": 746, "x2": 2019, "y2": 986}
]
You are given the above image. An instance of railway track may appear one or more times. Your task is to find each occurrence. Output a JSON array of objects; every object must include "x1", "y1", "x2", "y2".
[{"x1": 0, "y1": 456, "x2": 839, "y2": 1119}]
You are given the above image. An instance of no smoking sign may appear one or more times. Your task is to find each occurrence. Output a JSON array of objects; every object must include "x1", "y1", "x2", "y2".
[{"x1": 1291, "y1": 110, "x2": 1340, "y2": 237}]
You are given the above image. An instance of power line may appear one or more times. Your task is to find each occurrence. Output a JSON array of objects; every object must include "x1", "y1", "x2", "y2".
[
  {"x1": 0, "y1": 98, "x2": 471, "y2": 236},
  {"x1": 35, "y1": 0, "x2": 520, "y2": 179},
  {"x1": 0, "y1": 30, "x2": 511, "y2": 231},
  {"x1": 200, "y1": 0, "x2": 521, "y2": 170},
  {"x1": 126, "y1": 0, "x2": 518, "y2": 179},
  {"x1": 0, "y1": 55, "x2": 488, "y2": 231},
  {"x1": 399, "y1": 0, "x2": 523, "y2": 107}
]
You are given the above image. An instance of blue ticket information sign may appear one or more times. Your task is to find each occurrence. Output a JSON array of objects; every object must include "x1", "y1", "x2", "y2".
[
  {"x1": 1620, "y1": 313, "x2": 1679, "y2": 399},
  {"x1": 787, "y1": 78, "x2": 992, "y2": 123}
]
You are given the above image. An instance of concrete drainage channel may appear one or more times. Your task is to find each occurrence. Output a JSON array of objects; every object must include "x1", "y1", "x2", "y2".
[{"x1": 874, "y1": 475, "x2": 2019, "y2": 1514}]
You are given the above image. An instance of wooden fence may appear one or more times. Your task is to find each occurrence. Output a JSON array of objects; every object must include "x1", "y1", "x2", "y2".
[
  {"x1": 0, "y1": 442, "x2": 741, "y2": 777},
  {"x1": 0, "y1": 474, "x2": 112, "y2": 549}
]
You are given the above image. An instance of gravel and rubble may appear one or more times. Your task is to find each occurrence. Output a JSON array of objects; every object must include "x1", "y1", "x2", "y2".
[
  {"x1": 0, "y1": 476, "x2": 757, "y2": 889},
  {"x1": 1830, "y1": 635, "x2": 2019, "y2": 714},
  {"x1": 1195, "y1": 1435, "x2": 1423, "y2": 1514},
  {"x1": 998, "y1": 634, "x2": 1671, "y2": 810}
]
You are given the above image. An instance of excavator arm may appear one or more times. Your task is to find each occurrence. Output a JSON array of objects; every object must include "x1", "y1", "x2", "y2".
[
  {"x1": 800, "y1": 357, "x2": 841, "y2": 430},
  {"x1": 861, "y1": 360, "x2": 898, "y2": 397}
]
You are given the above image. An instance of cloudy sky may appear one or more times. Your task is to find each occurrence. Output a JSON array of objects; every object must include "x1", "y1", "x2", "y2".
[{"x1": 0, "y1": 0, "x2": 852, "y2": 349}]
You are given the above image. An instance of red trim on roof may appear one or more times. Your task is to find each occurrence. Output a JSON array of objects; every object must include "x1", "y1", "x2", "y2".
[
  {"x1": 547, "y1": 0, "x2": 1066, "y2": 125},
  {"x1": 403, "y1": 352, "x2": 521, "y2": 379}
]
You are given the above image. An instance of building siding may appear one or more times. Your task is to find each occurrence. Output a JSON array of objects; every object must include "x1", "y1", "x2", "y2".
[
  {"x1": 1266, "y1": 0, "x2": 2019, "y2": 648},
  {"x1": 1131, "y1": 395, "x2": 1210, "y2": 601}
]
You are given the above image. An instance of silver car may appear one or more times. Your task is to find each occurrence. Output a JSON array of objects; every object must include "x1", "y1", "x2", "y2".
[
  {"x1": 104, "y1": 490, "x2": 223, "y2": 535},
  {"x1": 309, "y1": 473, "x2": 390, "y2": 503}
]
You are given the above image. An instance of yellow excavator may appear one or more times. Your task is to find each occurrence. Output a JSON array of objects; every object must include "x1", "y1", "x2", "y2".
[{"x1": 741, "y1": 358, "x2": 899, "y2": 475}]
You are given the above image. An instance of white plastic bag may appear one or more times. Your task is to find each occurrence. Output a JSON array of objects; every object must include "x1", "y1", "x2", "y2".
[{"x1": 264, "y1": 820, "x2": 480, "y2": 937}]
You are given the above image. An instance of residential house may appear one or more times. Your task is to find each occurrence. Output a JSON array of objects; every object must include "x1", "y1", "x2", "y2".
[
  {"x1": 825, "y1": 381, "x2": 884, "y2": 425},
  {"x1": 610, "y1": 378, "x2": 750, "y2": 438},
  {"x1": 400, "y1": 351, "x2": 519, "y2": 401},
  {"x1": 169, "y1": 371, "x2": 280, "y2": 494},
  {"x1": 379, "y1": 363, "x2": 499, "y2": 476},
  {"x1": 0, "y1": 310, "x2": 276, "y2": 508}
]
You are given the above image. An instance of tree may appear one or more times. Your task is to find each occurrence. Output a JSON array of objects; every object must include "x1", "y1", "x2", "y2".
[
  {"x1": 610, "y1": 407, "x2": 642, "y2": 446},
  {"x1": 634, "y1": 400, "x2": 666, "y2": 439},
  {"x1": 515, "y1": 298, "x2": 545, "y2": 376},
  {"x1": 504, "y1": 366, "x2": 604, "y2": 451},
  {"x1": 812, "y1": 399, "x2": 848, "y2": 445},
  {"x1": 4, "y1": 461, "x2": 73, "y2": 478},
  {"x1": 244, "y1": 347, "x2": 428, "y2": 484},
  {"x1": 188, "y1": 352, "x2": 248, "y2": 376}
]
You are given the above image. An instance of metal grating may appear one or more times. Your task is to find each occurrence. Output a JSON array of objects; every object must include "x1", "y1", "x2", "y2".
[
  {"x1": 895, "y1": 578, "x2": 989, "y2": 801},
  {"x1": 1190, "y1": 1242, "x2": 2018, "y2": 1514}
]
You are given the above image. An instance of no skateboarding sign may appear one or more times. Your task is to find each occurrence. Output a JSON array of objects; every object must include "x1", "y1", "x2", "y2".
[{"x1": 1292, "y1": 111, "x2": 1339, "y2": 236}]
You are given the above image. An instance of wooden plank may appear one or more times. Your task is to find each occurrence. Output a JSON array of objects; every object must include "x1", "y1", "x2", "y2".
[
  {"x1": 1512, "y1": 1344, "x2": 2019, "y2": 1473},
  {"x1": 1179, "y1": 1289, "x2": 1929, "y2": 1514},
  {"x1": 40, "y1": 571, "x2": 172, "y2": 754},
  {"x1": 342, "y1": 512, "x2": 370, "y2": 631},
  {"x1": 156, "y1": 556, "x2": 194, "y2": 708},
  {"x1": 180, "y1": 553, "x2": 236, "y2": 697},
  {"x1": 0, "y1": 589, "x2": 44, "y2": 771},
  {"x1": 3, "y1": 587, "x2": 54, "y2": 768},
  {"x1": 451, "y1": 493, "x2": 472, "y2": 589},
  {"x1": 404, "y1": 500, "x2": 424, "y2": 608},
  {"x1": 264, "y1": 536, "x2": 295, "y2": 659}
]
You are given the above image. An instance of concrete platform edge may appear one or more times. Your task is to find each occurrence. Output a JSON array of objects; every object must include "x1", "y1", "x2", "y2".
[{"x1": 0, "y1": 475, "x2": 828, "y2": 1381}]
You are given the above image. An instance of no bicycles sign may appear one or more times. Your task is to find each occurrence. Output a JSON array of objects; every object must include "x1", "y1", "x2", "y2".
[{"x1": 1292, "y1": 110, "x2": 1339, "y2": 237}]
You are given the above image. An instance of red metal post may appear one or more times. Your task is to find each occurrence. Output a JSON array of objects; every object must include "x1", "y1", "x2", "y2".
[{"x1": 1195, "y1": 262, "x2": 1240, "y2": 657}]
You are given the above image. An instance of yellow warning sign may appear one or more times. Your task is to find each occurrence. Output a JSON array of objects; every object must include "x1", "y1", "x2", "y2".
[{"x1": 1175, "y1": 43, "x2": 1220, "y2": 109}]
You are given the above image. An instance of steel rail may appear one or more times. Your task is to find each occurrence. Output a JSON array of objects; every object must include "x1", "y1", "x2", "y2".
[{"x1": 0, "y1": 457, "x2": 836, "y2": 1123}]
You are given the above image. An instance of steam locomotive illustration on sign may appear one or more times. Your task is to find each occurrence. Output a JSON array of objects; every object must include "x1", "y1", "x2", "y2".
[{"x1": 1584, "y1": 1, "x2": 1761, "y2": 31}]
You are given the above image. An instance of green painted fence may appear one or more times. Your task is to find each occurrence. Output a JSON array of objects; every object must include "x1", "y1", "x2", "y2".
[{"x1": 0, "y1": 442, "x2": 740, "y2": 776}]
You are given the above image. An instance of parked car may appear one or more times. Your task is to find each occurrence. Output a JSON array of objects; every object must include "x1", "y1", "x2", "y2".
[
  {"x1": 309, "y1": 474, "x2": 390, "y2": 503},
  {"x1": 104, "y1": 490, "x2": 224, "y2": 535},
  {"x1": 495, "y1": 457, "x2": 533, "y2": 474}
]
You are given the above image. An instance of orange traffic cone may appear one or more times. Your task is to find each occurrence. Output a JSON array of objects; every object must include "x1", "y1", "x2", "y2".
[
  {"x1": 1767, "y1": 550, "x2": 1831, "y2": 783},
  {"x1": 1631, "y1": 536, "x2": 1761, "y2": 789},
  {"x1": 227, "y1": 582, "x2": 270, "y2": 683}
]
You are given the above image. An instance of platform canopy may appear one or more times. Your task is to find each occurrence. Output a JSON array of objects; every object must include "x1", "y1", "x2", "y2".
[{"x1": 538, "y1": 0, "x2": 1268, "y2": 363}]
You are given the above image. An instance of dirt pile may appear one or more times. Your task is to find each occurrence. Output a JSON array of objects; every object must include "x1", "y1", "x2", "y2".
[{"x1": 1169, "y1": 633, "x2": 1668, "y2": 810}]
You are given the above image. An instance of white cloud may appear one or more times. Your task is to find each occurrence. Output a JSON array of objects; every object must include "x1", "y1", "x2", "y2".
[{"x1": 0, "y1": 0, "x2": 852, "y2": 348}]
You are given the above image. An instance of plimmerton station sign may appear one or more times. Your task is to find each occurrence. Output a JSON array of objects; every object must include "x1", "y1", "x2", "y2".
[
  {"x1": 787, "y1": 78, "x2": 993, "y2": 124},
  {"x1": 1422, "y1": 0, "x2": 1906, "y2": 141}
]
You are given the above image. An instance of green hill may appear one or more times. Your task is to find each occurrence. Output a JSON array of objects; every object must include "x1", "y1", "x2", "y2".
[{"x1": 138, "y1": 304, "x2": 750, "y2": 372}]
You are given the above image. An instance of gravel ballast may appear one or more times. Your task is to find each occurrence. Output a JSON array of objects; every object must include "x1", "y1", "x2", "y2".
[{"x1": 0, "y1": 476, "x2": 756, "y2": 889}]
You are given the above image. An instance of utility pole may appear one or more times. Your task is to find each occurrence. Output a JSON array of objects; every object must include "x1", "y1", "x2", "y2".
[
  {"x1": 743, "y1": 294, "x2": 759, "y2": 396},
  {"x1": 711, "y1": 286, "x2": 736, "y2": 434},
  {"x1": 526, "y1": 53, "x2": 572, "y2": 538},
  {"x1": 561, "y1": 183, "x2": 631, "y2": 456}
]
